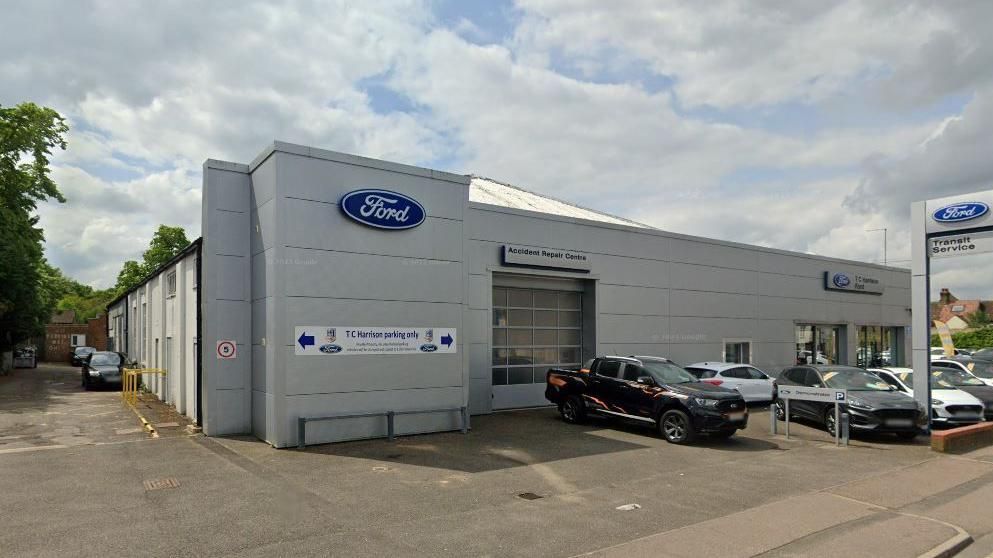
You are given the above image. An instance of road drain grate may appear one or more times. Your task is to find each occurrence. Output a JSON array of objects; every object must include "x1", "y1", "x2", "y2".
[
  {"x1": 143, "y1": 478, "x2": 180, "y2": 491},
  {"x1": 517, "y1": 492, "x2": 543, "y2": 500}
]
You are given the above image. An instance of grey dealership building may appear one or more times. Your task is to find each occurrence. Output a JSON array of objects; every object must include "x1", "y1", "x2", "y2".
[{"x1": 106, "y1": 141, "x2": 912, "y2": 448}]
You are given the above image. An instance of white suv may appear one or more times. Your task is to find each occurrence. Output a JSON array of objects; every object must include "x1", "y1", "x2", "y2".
[{"x1": 684, "y1": 362, "x2": 776, "y2": 403}]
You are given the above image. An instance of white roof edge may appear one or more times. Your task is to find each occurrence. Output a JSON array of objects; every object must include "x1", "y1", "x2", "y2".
[{"x1": 468, "y1": 175, "x2": 655, "y2": 230}]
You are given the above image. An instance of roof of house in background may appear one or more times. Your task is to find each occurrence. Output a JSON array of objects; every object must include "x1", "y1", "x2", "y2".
[
  {"x1": 50, "y1": 310, "x2": 76, "y2": 324},
  {"x1": 937, "y1": 300, "x2": 983, "y2": 323},
  {"x1": 469, "y1": 176, "x2": 654, "y2": 229}
]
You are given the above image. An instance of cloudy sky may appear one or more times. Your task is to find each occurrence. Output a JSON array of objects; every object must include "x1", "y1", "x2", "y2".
[{"x1": 2, "y1": 0, "x2": 992, "y2": 298}]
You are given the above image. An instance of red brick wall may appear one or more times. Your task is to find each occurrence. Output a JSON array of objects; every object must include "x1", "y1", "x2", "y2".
[
  {"x1": 87, "y1": 314, "x2": 108, "y2": 351},
  {"x1": 45, "y1": 324, "x2": 89, "y2": 363}
]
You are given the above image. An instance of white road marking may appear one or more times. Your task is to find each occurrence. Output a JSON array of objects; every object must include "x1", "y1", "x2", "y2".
[{"x1": 0, "y1": 445, "x2": 68, "y2": 455}]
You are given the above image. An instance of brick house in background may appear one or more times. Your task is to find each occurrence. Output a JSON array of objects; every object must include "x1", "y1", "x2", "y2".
[
  {"x1": 932, "y1": 289, "x2": 993, "y2": 331},
  {"x1": 43, "y1": 311, "x2": 108, "y2": 363}
]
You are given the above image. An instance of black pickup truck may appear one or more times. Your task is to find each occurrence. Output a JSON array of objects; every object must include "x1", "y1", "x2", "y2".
[{"x1": 546, "y1": 355, "x2": 748, "y2": 443}]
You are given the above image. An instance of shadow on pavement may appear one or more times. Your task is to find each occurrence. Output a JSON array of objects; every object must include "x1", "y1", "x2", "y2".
[{"x1": 291, "y1": 407, "x2": 781, "y2": 472}]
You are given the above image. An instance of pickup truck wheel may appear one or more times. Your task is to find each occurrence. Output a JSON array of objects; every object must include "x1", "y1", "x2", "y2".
[
  {"x1": 560, "y1": 396, "x2": 586, "y2": 424},
  {"x1": 659, "y1": 409, "x2": 695, "y2": 444}
]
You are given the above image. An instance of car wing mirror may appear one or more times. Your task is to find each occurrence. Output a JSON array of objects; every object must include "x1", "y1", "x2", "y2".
[{"x1": 637, "y1": 376, "x2": 655, "y2": 386}]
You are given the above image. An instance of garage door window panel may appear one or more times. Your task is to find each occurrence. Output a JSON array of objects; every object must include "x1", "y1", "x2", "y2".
[{"x1": 492, "y1": 286, "x2": 583, "y2": 386}]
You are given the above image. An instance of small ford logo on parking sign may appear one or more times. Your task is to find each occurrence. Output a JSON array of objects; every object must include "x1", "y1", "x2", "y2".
[
  {"x1": 832, "y1": 273, "x2": 851, "y2": 288},
  {"x1": 340, "y1": 189, "x2": 426, "y2": 230},
  {"x1": 932, "y1": 202, "x2": 989, "y2": 223}
]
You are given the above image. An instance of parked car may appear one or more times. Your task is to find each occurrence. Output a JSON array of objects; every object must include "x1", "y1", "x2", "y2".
[
  {"x1": 931, "y1": 358, "x2": 993, "y2": 387},
  {"x1": 871, "y1": 367, "x2": 984, "y2": 427},
  {"x1": 775, "y1": 365, "x2": 925, "y2": 439},
  {"x1": 684, "y1": 362, "x2": 776, "y2": 403},
  {"x1": 13, "y1": 346, "x2": 37, "y2": 369},
  {"x1": 70, "y1": 346, "x2": 97, "y2": 366},
  {"x1": 970, "y1": 348, "x2": 993, "y2": 361},
  {"x1": 925, "y1": 368, "x2": 993, "y2": 420},
  {"x1": 81, "y1": 351, "x2": 128, "y2": 389},
  {"x1": 546, "y1": 355, "x2": 748, "y2": 444}
]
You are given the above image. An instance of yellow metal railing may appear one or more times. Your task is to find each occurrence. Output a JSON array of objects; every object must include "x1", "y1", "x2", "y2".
[{"x1": 121, "y1": 368, "x2": 167, "y2": 407}]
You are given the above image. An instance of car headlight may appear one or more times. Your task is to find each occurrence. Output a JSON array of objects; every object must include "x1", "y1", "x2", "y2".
[
  {"x1": 932, "y1": 399, "x2": 944, "y2": 406},
  {"x1": 847, "y1": 397, "x2": 872, "y2": 410},
  {"x1": 88, "y1": 370, "x2": 100, "y2": 376},
  {"x1": 693, "y1": 397, "x2": 720, "y2": 407}
]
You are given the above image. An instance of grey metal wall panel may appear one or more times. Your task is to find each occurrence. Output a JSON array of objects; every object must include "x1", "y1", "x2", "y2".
[
  {"x1": 669, "y1": 263, "x2": 758, "y2": 294},
  {"x1": 251, "y1": 344, "x2": 267, "y2": 393},
  {"x1": 251, "y1": 199, "x2": 276, "y2": 256},
  {"x1": 279, "y1": 152, "x2": 466, "y2": 220},
  {"x1": 595, "y1": 284, "x2": 669, "y2": 317},
  {"x1": 282, "y1": 248, "x2": 463, "y2": 302},
  {"x1": 669, "y1": 291, "x2": 757, "y2": 319},
  {"x1": 669, "y1": 237, "x2": 760, "y2": 271},
  {"x1": 598, "y1": 314, "x2": 670, "y2": 344},
  {"x1": 251, "y1": 250, "x2": 273, "y2": 301},
  {"x1": 468, "y1": 343, "x2": 489, "y2": 379},
  {"x1": 251, "y1": 157, "x2": 276, "y2": 207},
  {"x1": 201, "y1": 164, "x2": 253, "y2": 436},
  {"x1": 284, "y1": 351, "x2": 463, "y2": 396},
  {"x1": 283, "y1": 197, "x2": 463, "y2": 260},
  {"x1": 285, "y1": 387, "x2": 464, "y2": 447},
  {"x1": 469, "y1": 377, "x2": 492, "y2": 415}
]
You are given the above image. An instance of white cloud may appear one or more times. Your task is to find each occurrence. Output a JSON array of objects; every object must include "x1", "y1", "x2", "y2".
[{"x1": 1, "y1": 0, "x2": 991, "y2": 301}]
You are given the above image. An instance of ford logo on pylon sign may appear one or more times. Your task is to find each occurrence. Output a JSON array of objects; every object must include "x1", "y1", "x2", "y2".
[
  {"x1": 340, "y1": 189, "x2": 426, "y2": 230},
  {"x1": 832, "y1": 273, "x2": 851, "y2": 288},
  {"x1": 932, "y1": 202, "x2": 989, "y2": 223}
]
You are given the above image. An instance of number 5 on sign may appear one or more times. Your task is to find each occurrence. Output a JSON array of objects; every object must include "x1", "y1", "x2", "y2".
[{"x1": 216, "y1": 340, "x2": 237, "y2": 360}]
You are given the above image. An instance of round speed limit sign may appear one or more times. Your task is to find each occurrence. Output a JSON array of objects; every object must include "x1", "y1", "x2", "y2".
[{"x1": 216, "y1": 340, "x2": 237, "y2": 360}]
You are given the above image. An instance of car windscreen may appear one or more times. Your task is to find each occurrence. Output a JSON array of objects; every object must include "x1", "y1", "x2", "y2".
[
  {"x1": 933, "y1": 369, "x2": 986, "y2": 387},
  {"x1": 641, "y1": 361, "x2": 698, "y2": 384},
  {"x1": 88, "y1": 353, "x2": 121, "y2": 366},
  {"x1": 821, "y1": 369, "x2": 893, "y2": 391},
  {"x1": 962, "y1": 360, "x2": 993, "y2": 379},
  {"x1": 972, "y1": 348, "x2": 993, "y2": 361},
  {"x1": 74, "y1": 347, "x2": 95, "y2": 355}
]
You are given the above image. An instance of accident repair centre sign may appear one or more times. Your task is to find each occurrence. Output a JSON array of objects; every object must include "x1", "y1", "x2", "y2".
[{"x1": 294, "y1": 326, "x2": 457, "y2": 355}]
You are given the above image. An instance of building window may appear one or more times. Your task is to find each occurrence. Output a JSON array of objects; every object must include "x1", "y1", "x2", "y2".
[
  {"x1": 857, "y1": 326, "x2": 898, "y2": 367},
  {"x1": 795, "y1": 325, "x2": 841, "y2": 365},
  {"x1": 166, "y1": 271, "x2": 177, "y2": 297},
  {"x1": 723, "y1": 340, "x2": 751, "y2": 364},
  {"x1": 70, "y1": 334, "x2": 86, "y2": 347}
]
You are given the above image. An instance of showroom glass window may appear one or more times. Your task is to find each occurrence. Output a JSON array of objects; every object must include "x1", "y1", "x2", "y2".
[
  {"x1": 795, "y1": 325, "x2": 841, "y2": 365},
  {"x1": 724, "y1": 340, "x2": 751, "y2": 364},
  {"x1": 492, "y1": 287, "x2": 582, "y2": 386},
  {"x1": 857, "y1": 326, "x2": 897, "y2": 368}
]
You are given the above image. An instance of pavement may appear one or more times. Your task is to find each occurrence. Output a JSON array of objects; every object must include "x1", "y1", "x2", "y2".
[{"x1": 3, "y1": 363, "x2": 993, "y2": 557}]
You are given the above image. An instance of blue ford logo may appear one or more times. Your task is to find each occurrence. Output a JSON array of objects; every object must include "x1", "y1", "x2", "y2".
[
  {"x1": 832, "y1": 273, "x2": 851, "y2": 288},
  {"x1": 933, "y1": 202, "x2": 989, "y2": 223},
  {"x1": 319, "y1": 344, "x2": 342, "y2": 354},
  {"x1": 340, "y1": 189, "x2": 425, "y2": 230},
  {"x1": 419, "y1": 344, "x2": 438, "y2": 352}
]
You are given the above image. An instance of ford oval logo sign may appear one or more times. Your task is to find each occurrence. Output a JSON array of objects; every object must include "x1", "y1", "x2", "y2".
[
  {"x1": 932, "y1": 202, "x2": 989, "y2": 223},
  {"x1": 340, "y1": 189, "x2": 426, "y2": 230},
  {"x1": 832, "y1": 273, "x2": 851, "y2": 288}
]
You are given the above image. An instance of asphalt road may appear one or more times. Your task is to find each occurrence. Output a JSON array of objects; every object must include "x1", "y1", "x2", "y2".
[{"x1": 3, "y1": 363, "x2": 993, "y2": 557}]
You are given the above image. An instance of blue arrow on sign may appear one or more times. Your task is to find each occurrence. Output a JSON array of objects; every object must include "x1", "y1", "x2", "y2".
[
  {"x1": 298, "y1": 332, "x2": 315, "y2": 350},
  {"x1": 441, "y1": 333, "x2": 454, "y2": 348}
]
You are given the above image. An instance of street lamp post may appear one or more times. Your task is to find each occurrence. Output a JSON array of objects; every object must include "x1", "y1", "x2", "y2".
[{"x1": 867, "y1": 228, "x2": 888, "y2": 266}]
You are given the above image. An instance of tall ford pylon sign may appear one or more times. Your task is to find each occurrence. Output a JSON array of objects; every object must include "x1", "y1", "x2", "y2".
[{"x1": 911, "y1": 190, "x2": 993, "y2": 429}]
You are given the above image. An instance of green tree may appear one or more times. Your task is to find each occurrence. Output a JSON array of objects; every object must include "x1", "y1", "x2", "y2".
[
  {"x1": 114, "y1": 225, "x2": 190, "y2": 294},
  {"x1": 965, "y1": 311, "x2": 992, "y2": 328},
  {"x1": 0, "y1": 103, "x2": 68, "y2": 351}
]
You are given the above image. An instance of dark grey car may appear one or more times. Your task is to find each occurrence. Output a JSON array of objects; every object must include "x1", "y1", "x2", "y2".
[
  {"x1": 81, "y1": 351, "x2": 128, "y2": 389},
  {"x1": 775, "y1": 365, "x2": 925, "y2": 439}
]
